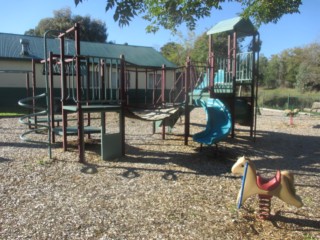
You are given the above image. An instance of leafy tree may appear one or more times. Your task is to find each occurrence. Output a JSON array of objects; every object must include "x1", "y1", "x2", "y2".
[
  {"x1": 264, "y1": 54, "x2": 280, "y2": 88},
  {"x1": 25, "y1": 8, "x2": 108, "y2": 42},
  {"x1": 189, "y1": 33, "x2": 208, "y2": 64},
  {"x1": 257, "y1": 54, "x2": 269, "y2": 86},
  {"x1": 161, "y1": 31, "x2": 230, "y2": 66},
  {"x1": 278, "y1": 48, "x2": 303, "y2": 88},
  {"x1": 296, "y1": 43, "x2": 320, "y2": 91},
  {"x1": 74, "y1": 0, "x2": 302, "y2": 33},
  {"x1": 160, "y1": 42, "x2": 185, "y2": 66}
]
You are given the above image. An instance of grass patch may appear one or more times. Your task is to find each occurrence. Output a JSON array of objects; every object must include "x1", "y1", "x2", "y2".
[
  {"x1": 258, "y1": 88, "x2": 320, "y2": 110},
  {"x1": 0, "y1": 112, "x2": 24, "y2": 117}
]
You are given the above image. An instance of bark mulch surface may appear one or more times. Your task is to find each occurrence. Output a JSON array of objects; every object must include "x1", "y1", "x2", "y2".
[{"x1": 0, "y1": 108, "x2": 319, "y2": 239}]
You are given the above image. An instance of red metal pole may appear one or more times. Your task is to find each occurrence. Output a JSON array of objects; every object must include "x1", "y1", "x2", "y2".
[
  {"x1": 209, "y1": 52, "x2": 215, "y2": 98},
  {"x1": 250, "y1": 34, "x2": 256, "y2": 137},
  {"x1": 161, "y1": 64, "x2": 166, "y2": 140},
  {"x1": 100, "y1": 59, "x2": 105, "y2": 100},
  {"x1": 135, "y1": 67, "x2": 138, "y2": 105},
  {"x1": 49, "y1": 52, "x2": 55, "y2": 143},
  {"x1": 184, "y1": 57, "x2": 191, "y2": 145},
  {"x1": 25, "y1": 71, "x2": 31, "y2": 128},
  {"x1": 120, "y1": 55, "x2": 126, "y2": 156},
  {"x1": 228, "y1": 34, "x2": 231, "y2": 73},
  {"x1": 232, "y1": 32, "x2": 237, "y2": 79},
  {"x1": 32, "y1": 60, "x2": 37, "y2": 128},
  {"x1": 86, "y1": 58, "x2": 91, "y2": 138},
  {"x1": 74, "y1": 23, "x2": 85, "y2": 163},
  {"x1": 60, "y1": 35, "x2": 68, "y2": 152},
  {"x1": 152, "y1": 70, "x2": 156, "y2": 106},
  {"x1": 145, "y1": 69, "x2": 147, "y2": 106},
  {"x1": 231, "y1": 31, "x2": 237, "y2": 138}
]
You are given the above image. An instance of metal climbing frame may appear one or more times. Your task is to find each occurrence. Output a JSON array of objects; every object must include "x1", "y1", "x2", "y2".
[{"x1": 49, "y1": 23, "x2": 126, "y2": 163}]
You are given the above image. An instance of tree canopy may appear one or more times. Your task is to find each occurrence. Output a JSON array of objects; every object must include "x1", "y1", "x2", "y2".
[
  {"x1": 25, "y1": 8, "x2": 108, "y2": 42},
  {"x1": 74, "y1": 0, "x2": 302, "y2": 33},
  {"x1": 258, "y1": 43, "x2": 320, "y2": 92}
]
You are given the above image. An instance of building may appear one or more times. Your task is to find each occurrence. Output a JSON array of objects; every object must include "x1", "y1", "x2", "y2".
[{"x1": 0, "y1": 32, "x2": 177, "y2": 111}]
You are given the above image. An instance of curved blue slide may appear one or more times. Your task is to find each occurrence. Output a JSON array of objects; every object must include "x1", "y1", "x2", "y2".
[{"x1": 193, "y1": 98, "x2": 232, "y2": 145}]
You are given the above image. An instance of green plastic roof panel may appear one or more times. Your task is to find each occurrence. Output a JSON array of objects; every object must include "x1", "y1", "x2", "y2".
[
  {"x1": 207, "y1": 17, "x2": 257, "y2": 37},
  {"x1": 0, "y1": 32, "x2": 177, "y2": 69}
]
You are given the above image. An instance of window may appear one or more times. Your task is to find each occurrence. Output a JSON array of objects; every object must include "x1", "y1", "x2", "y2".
[
  {"x1": 111, "y1": 71, "x2": 118, "y2": 89},
  {"x1": 148, "y1": 73, "x2": 161, "y2": 89}
]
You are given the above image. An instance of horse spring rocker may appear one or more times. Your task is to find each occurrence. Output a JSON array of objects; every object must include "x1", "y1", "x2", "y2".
[{"x1": 231, "y1": 156, "x2": 303, "y2": 219}]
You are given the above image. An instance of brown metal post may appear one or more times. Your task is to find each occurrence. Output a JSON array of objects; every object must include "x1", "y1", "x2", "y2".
[
  {"x1": 161, "y1": 64, "x2": 166, "y2": 140},
  {"x1": 152, "y1": 70, "x2": 156, "y2": 106},
  {"x1": 252, "y1": 33, "x2": 259, "y2": 139},
  {"x1": 209, "y1": 52, "x2": 215, "y2": 98},
  {"x1": 231, "y1": 31, "x2": 237, "y2": 138},
  {"x1": 49, "y1": 52, "x2": 55, "y2": 143},
  {"x1": 228, "y1": 34, "x2": 231, "y2": 73},
  {"x1": 74, "y1": 23, "x2": 85, "y2": 163},
  {"x1": 86, "y1": 58, "x2": 91, "y2": 138},
  {"x1": 184, "y1": 57, "x2": 191, "y2": 145},
  {"x1": 32, "y1": 60, "x2": 37, "y2": 128},
  {"x1": 135, "y1": 67, "x2": 138, "y2": 104},
  {"x1": 25, "y1": 72, "x2": 31, "y2": 129},
  {"x1": 60, "y1": 35, "x2": 68, "y2": 151},
  {"x1": 100, "y1": 59, "x2": 105, "y2": 100},
  {"x1": 145, "y1": 69, "x2": 148, "y2": 106},
  {"x1": 208, "y1": 34, "x2": 212, "y2": 56},
  {"x1": 232, "y1": 32, "x2": 237, "y2": 79},
  {"x1": 120, "y1": 55, "x2": 126, "y2": 156}
]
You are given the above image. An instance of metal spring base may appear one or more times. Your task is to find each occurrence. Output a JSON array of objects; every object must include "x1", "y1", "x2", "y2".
[{"x1": 258, "y1": 194, "x2": 272, "y2": 220}]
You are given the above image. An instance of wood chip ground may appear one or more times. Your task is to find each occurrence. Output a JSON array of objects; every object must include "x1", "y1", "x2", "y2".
[{"x1": 0, "y1": 108, "x2": 319, "y2": 239}]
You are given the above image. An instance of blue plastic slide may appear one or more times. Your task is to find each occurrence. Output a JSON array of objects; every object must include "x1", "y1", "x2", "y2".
[{"x1": 193, "y1": 98, "x2": 232, "y2": 145}]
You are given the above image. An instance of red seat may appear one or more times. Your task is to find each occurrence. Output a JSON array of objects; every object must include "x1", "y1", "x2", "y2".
[{"x1": 256, "y1": 170, "x2": 281, "y2": 191}]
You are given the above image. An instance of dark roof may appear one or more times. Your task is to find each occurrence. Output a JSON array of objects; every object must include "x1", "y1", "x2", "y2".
[
  {"x1": 0, "y1": 32, "x2": 177, "y2": 69},
  {"x1": 207, "y1": 17, "x2": 257, "y2": 37}
]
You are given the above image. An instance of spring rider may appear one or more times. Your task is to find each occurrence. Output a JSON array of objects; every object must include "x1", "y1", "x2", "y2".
[
  {"x1": 284, "y1": 108, "x2": 300, "y2": 125},
  {"x1": 231, "y1": 156, "x2": 303, "y2": 219}
]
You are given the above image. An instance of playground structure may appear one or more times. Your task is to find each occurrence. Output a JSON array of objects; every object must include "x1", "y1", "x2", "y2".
[
  {"x1": 16, "y1": 17, "x2": 260, "y2": 162},
  {"x1": 190, "y1": 17, "x2": 260, "y2": 140},
  {"x1": 231, "y1": 156, "x2": 303, "y2": 219}
]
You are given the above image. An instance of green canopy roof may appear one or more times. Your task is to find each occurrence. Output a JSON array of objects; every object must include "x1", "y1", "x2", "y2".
[{"x1": 207, "y1": 17, "x2": 257, "y2": 37}]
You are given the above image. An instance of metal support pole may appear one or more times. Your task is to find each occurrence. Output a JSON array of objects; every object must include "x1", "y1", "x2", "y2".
[
  {"x1": 120, "y1": 55, "x2": 126, "y2": 156},
  {"x1": 32, "y1": 60, "x2": 37, "y2": 128},
  {"x1": 184, "y1": 57, "x2": 191, "y2": 145},
  {"x1": 74, "y1": 23, "x2": 85, "y2": 163},
  {"x1": 250, "y1": 34, "x2": 256, "y2": 138},
  {"x1": 49, "y1": 52, "x2": 55, "y2": 143},
  {"x1": 209, "y1": 52, "x2": 215, "y2": 98},
  {"x1": 254, "y1": 33, "x2": 260, "y2": 141},
  {"x1": 44, "y1": 30, "x2": 62, "y2": 159},
  {"x1": 161, "y1": 64, "x2": 166, "y2": 140},
  {"x1": 60, "y1": 35, "x2": 68, "y2": 152},
  {"x1": 231, "y1": 31, "x2": 237, "y2": 138}
]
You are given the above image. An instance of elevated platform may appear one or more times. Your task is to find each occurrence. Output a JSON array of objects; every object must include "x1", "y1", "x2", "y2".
[
  {"x1": 60, "y1": 104, "x2": 124, "y2": 161},
  {"x1": 52, "y1": 126, "x2": 101, "y2": 136},
  {"x1": 63, "y1": 104, "x2": 121, "y2": 113}
]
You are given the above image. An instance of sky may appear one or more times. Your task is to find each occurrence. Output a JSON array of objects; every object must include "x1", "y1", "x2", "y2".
[{"x1": 0, "y1": 0, "x2": 319, "y2": 58}]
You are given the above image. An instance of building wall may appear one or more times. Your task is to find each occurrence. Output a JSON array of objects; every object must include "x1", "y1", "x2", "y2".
[{"x1": 0, "y1": 59, "x2": 179, "y2": 111}]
